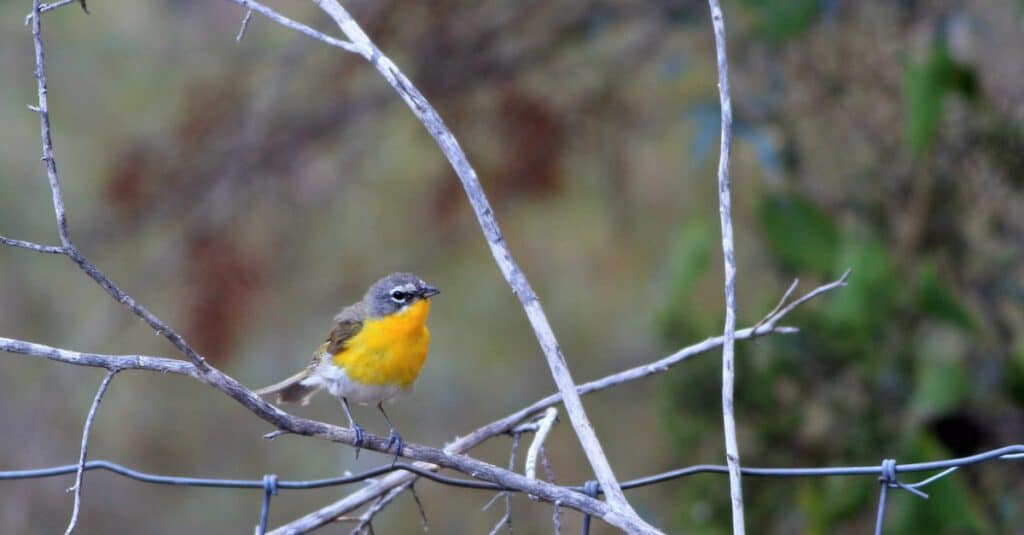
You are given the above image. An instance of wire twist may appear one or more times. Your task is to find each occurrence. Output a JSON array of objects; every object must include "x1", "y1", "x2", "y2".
[{"x1": 257, "y1": 474, "x2": 278, "y2": 535}]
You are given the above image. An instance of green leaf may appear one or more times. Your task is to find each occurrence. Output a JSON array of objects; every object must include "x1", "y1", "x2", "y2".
[
  {"x1": 757, "y1": 192, "x2": 840, "y2": 275},
  {"x1": 914, "y1": 263, "x2": 975, "y2": 331},
  {"x1": 1007, "y1": 338, "x2": 1024, "y2": 406},
  {"x1": 904, "y1": 42, "x2": 978, "y2": 156},
  {"x1": 739, "y1": 0, "x2": 820, "y2": 42},
  {"x1": 909, "y1": 327, "x2": 969, "y2": 419},
  {"x1": 825, "y1": 237, "x2": 899, "y2": 332}
]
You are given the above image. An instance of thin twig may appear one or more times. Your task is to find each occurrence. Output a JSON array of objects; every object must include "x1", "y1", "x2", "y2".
[
  {"x1": 23, "y1": 0, "x2": 77, "y2": 26},
  {"x1": 308, "y1": 1, "x2": 641, "y2": 524},
  {"x1": 485, "y1": 434, "x2": 520, "y2": 535},
  {"x1": 0, "y1": 235, "x2": 65, "y2": 254},
  {"x1": 524, "y1": 408, "x2": 557, "y2": 482},
  {"x1": 236, "y1": 9, "x2": 255, "y2": 42},
  {"x1": 226, "y1": 0, "x2": 361, "y2": 54},
  {"x1": 350, "y1": 484, "x2": 406, "y2": 535},
  {"x1": 64, "y1": 370, "x2": 117, "y2": 535},
  {"x1": 408, "y1": 483, "x2": 429, "y2": 532},
  {"x1": 750, "y1": 278, "x2": 798, "y2": 333},
  {"x1": 706, "y1": 1, "x2": 745, "y2": 532},
  {"x1": 540, "y1": 448, "x2": 561, "y2": 535},
  {"x1": 30, "y1": 0, "x2": 70, "y2": 248}
]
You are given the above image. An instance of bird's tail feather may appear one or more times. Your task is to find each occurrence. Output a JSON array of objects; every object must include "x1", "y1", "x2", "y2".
[{"x1": 255, "y1": 369, "x2": 320, "y2": 406}]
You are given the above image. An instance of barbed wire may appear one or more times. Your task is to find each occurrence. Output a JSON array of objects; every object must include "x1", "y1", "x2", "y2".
[{"x1": 2, "y1": 445, "x2": 1020, "y2": 533}]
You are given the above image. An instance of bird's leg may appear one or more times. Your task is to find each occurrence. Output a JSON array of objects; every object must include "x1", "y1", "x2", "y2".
[
  {"x1": 340, "y1": 397, "x2": 365, "y2": 458},
  {"x1": 377, "y1": 402, "x2": 404, "y2": 462}
]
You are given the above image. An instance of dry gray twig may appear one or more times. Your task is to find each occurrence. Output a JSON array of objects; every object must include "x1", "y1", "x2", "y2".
[
  {"x1": 227, "y1": 0, "x2": 360, "y2": 53},
  {"x1": 540, "y1": 448, "x2": 562, "y2": 535},
  {"x1": 706, "y1": 1, "x2": 745, "y2": 532},
  {"x1": 64, "y1": 370, "x2": 117, "y2": 535},
  {"x1": 524, "y1": 408, "x2": 558, "y2": 483},
  {"x1": 485, "y1": 434, "x2": 520, "y2": 535},
  {"x1": 236, "y1": 9, "x2": 255, "y2": 42},
  {"x1": 0, "y1": 235, "x2": 65, "y2": 254}
]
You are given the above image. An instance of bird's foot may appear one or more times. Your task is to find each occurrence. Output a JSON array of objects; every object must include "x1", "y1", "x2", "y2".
[
  {"x1": 351, "y1": 422, "x2": 366, "y2": 459},
  {"x1": 386, "y1": 429, "x2": 405, "y2": 463}
]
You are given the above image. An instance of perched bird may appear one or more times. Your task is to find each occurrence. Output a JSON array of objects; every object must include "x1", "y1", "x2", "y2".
[{"x1": 256, "y1": 273, "x2": 440, "y2": 457}]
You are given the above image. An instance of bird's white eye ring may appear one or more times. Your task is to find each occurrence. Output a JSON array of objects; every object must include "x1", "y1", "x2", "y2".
[{"x1": 389, "y1": 289, "x2": 409, "y2": 303}]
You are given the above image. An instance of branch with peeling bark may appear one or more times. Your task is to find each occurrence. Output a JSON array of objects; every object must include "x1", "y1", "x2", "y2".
[{"x1": 706, "y1": 0, "x2": 746, "y2": 532}]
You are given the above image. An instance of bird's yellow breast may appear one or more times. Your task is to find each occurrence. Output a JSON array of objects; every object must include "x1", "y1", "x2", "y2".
[{"x1": 331, "y1": 299, "x2": 431, "y2": 387}]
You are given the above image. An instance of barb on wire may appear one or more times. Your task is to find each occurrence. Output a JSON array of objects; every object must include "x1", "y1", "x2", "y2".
[{"x1": 64, "y1": 370, "x2": 117, "y2": 535}]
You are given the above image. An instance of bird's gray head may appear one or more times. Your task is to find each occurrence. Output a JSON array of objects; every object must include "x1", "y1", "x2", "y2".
[{"x1": 364, "y1": 272, "x2": 440, "y2": 317}]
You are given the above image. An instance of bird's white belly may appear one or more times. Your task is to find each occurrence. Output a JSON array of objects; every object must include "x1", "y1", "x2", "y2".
[{"x1": 305, "y1": 357, "x2": 411, "y2": 405}]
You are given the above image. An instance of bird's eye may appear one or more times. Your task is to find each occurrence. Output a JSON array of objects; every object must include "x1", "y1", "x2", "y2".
[{"x1": 389, "y1": 290, "x2": 408, "y2": 303}]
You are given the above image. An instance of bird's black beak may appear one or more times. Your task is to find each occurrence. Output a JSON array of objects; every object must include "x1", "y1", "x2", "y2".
[{"x1": 419, "y1": 285, "x2": 441, "y2": 298}]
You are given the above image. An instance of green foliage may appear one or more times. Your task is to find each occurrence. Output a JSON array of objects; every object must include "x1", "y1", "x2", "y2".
[
  {"x1": 913, "y1": 263, "x2": 975, "y2": 331},
  {"x1": 904, "y1": 42, "x2": 979, "y2": 156},
  {"x1": 825, "y1": 237, "x2": 899, "y2": 332},
  {"x1": 1007, "y1": 339, "x2": 1024, "y2": 406},
  {"x1": 739, "y1": 0, "x2": 821, "y2": 42},
  {"x1": 909, "y1": 327, "x2": 969, "y2": 419},
  {"x1": 798, "y1": 477, "x2": 874, "y2": 534},
  {"x1": 757, "y1": 192, "x2": 840, "y2": 275}
]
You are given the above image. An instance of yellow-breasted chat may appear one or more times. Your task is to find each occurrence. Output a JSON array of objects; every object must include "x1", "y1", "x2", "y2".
[{"x1": 256, "y1": 272, "x2": 440, "y2": 457}]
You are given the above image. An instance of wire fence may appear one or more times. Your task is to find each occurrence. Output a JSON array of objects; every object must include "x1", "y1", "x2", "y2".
[{"x1": 2, "y1": 445, "x2": 1021, "y2": 534}]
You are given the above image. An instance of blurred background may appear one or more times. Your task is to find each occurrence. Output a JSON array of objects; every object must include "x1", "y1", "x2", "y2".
[{"x1": 1, "y1": 0, "x2": 1022, "y2": 533}]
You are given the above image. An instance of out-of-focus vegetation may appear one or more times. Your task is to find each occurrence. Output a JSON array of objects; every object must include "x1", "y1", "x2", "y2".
[{"x1": 1, "y1": 1, "x2": 1021, "y2": 533}]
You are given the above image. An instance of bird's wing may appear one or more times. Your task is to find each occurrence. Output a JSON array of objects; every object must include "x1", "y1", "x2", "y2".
[{"x1": 325, "y1": 317, "x2": 364, "y2": 355}]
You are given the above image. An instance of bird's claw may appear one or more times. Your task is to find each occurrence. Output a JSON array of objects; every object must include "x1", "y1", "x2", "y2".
[
  {"x1": 386, "y1": 429, "x2": 405, "y2": 463},
  {"x1": 351, "y1": 422, "x2": 366, "y2": 459}
]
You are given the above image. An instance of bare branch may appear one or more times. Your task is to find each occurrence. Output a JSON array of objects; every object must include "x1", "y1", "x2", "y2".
[
  {"x1": 706, "y1": 1, "x2": 745, "y2": 532},
  {"x1": 64, "y1": 370, "x2": 117, "y2": 535},
  {"x1": 0, "y1": 337, "x2": 198, "y2": 376},
  {"x1": 23, "y1": 0, "x2": 78, "y2": 26},
  {"x1": 0, "y1": 337, "x2": 642, "y2": 531},
  {"x1": 225, "y1": 0, "x2": 361, "y2": 54},
  {"x1": 525, "y1": 408, "x2": 557, "y2": 482},
  {"x1": 307, "y1": 1, "x2": 641, "y2": 522},
  {"x1": 29, "y1": 0, "x2": 70, "y2": 248},
  {"x1": 349, "y1": 484, "x2": 407, "y2": 535},
  {"x1": 0, "y1": 235, "x2": 65, "y2": 254}
]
